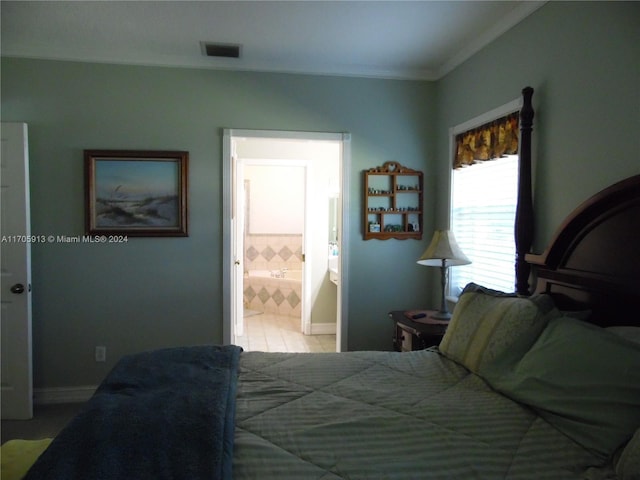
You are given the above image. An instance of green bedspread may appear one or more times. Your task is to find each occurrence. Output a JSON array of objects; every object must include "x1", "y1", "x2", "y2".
[{"x1": 233, "y1": 349, "x2": 613, "y2": 479}]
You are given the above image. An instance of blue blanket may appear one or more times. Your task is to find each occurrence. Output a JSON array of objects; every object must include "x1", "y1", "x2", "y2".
[{"x1": 25, "y1": 345, "x2": 242, "y2": 480}]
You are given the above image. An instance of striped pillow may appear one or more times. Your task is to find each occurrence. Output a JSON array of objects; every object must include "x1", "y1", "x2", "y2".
[{"x1": 439, "y1": 290, "x2": 551, "y2": 375}]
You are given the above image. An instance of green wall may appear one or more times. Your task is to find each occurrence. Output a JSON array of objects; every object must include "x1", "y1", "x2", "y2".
[
  {"x1": 2, "y1": 1, "x2": 638, "y2": 391},
  {"x1": 1, "y1": 59, "x2": 436, "y2": 388},
  {"x1": 435, "y1": 1, "x2": 640, "y2": 252}
]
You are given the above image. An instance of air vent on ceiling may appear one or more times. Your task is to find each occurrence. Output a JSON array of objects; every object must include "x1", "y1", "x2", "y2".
[{"x1": 201, "y1": 42, "x2": 241, "y2": 59}]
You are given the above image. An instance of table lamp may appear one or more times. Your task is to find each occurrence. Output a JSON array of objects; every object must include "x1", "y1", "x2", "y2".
[{"x1": 417, "y1": 230, "x2": 471, "y2": 319}]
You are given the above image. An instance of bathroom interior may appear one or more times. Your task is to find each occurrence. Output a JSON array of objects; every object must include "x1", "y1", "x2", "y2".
[{"x1": 233, "y1": 138, "x2": 340, "y2": 352}]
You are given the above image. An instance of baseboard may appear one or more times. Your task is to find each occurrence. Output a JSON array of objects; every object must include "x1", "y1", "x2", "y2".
[
  {"x1": 310, "y1": 322, "x2": 336, "y2": 335},
  {"x1": 34, "y1": 386, "x2": 97, "y2": 405}
]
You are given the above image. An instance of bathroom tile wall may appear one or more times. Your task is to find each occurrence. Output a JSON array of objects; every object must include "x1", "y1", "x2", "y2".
[
  {"x1": 244, "y1": 275, "x2": 302, "y2": 317},
  {"x1": 244, "y1": 234, "x2": 303, "y2": 272},
  {"x1": 243, "y1": 234, "x2": 303, "y2": 317}
]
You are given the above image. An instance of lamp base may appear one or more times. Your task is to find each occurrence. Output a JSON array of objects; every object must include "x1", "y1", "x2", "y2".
[{"x1": 431, "y1": 310, "x2": 452, "y2": 320}]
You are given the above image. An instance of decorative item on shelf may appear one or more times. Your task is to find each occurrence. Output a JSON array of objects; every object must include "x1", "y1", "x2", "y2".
[{"x1": 417, "y1": 230, "x2": 471, "y2": 319}]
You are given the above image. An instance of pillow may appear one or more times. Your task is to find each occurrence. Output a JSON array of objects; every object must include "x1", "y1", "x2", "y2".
[
  {"x1": 439, "y1": 285, "x2": 552, "y2": 375},
  {"x1": 529, "y1": 293, "x2": 592, "y2": 320},
  {"x1": 0, "y1": 438, "x2": 52, "y2": 480},
  {"x1": 459, "y1": 282, "x2": 518, "y2": 298},
  {"x1": 484, "y1": 316, "x2": 640, "y2": 461},
  {"x1": 616, "y1": 428, "x2": 640, "y2": 480}
]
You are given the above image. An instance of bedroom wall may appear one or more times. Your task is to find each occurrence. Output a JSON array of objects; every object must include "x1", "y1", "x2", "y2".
[
  {"x1": 435, "y1": 1, "x2": 640, "y2": 255},
  {"x1": 3, "y1": 1, "x2": 637, "y2": 393},
  {"x1": 0, "y1": 58, "x2": 436, "y2": 390}
]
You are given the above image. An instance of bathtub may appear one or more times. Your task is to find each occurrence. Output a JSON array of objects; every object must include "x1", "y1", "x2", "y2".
[
  {"x1": 248, "y1": 269, "x2": 302, "y2": 281},
  {"x1": 244, "y1": 269, "x2": 302, "y2": 317}
]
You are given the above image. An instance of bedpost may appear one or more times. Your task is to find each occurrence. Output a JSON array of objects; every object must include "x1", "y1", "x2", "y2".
[{"x1": 515, "y1": 86, "x2": 534, "y2": 295}]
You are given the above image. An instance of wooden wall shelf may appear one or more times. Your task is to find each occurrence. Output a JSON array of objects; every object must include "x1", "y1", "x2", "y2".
[{"x1": 363, "y1": 161, "x2": 423, "y2": 240}]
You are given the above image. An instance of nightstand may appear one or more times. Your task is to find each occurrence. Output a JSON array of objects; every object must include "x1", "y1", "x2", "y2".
[{"x1": 390, "y1": 310, "x2": 450, "y2": 351}]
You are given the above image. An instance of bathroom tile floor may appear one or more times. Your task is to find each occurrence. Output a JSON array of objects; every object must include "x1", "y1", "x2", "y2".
[{"x1": 235, "y1": 312, "x2": 336, "y2": 353}]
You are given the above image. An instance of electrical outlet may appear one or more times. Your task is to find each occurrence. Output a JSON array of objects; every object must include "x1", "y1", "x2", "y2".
[{"x1": 95, "y1": 346, "x2": 106, "y2": 362}]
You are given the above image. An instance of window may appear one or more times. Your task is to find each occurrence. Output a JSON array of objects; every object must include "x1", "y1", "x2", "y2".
[
  {"x1": 448, "y1": 105, "x2": 520, "y2": 296},
  {"x1": 450, "y1": 155, "x2": 518, "y2": 295}
]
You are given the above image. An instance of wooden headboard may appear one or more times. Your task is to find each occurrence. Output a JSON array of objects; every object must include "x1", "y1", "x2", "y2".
[
  {"x1": 524, "y1": 175, "x2": 640, "y2": 327},
  {"x1": 514, "y1": 87, "x2": 639, "y2": 326}
]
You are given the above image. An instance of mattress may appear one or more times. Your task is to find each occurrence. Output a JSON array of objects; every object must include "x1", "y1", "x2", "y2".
[{"x1": 233, "y1": 349, "x2": 610, "y2": 479}]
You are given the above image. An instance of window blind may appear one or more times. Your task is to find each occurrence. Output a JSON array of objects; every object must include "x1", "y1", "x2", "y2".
[{"x1": 450, "y1": 155, "x2": 518, "y2": 295}]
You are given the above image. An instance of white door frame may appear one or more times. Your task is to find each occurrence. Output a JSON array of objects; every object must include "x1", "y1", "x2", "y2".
[
  {"x1": 1, "y1": 122, "x2": 33, "y2": 419},
  {"x1": 222, "y1": 129, "x2": 350, "y2": 352}
]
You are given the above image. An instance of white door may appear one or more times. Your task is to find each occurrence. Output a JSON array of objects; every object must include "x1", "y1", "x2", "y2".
[
  {"x1": 232, "y1": 154, "x2": 245, "y2": 337},
  {"x1": 1, "y1": 122, "x2": 33, "y2": 419}
]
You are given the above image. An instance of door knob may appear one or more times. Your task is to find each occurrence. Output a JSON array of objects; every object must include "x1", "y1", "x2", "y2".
[{"x1": 10, "y1": 283, "x2": 25, "y2": 294}]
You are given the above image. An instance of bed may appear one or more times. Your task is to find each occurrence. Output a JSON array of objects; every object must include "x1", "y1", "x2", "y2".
[{"x1": 23, "y1": 90, "x2": 640, "y2": 479}]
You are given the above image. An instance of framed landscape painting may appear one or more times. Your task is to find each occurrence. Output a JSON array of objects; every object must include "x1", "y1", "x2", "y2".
[{"x1": 85, "y1": 150, "x2": 188, "y2": 237}]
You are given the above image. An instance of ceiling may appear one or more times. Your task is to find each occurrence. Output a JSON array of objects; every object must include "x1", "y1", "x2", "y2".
[{"x1": 0, "y1": 1, "x2": 545, "y2": 80}]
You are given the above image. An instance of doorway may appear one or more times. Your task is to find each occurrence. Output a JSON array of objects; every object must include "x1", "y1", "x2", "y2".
[
  {"x1": 239, "y1": 159, "x2": 312, "y2": 351},
  {"x1": 222, "y1": 130, "x2": 351, "y2": 352}
]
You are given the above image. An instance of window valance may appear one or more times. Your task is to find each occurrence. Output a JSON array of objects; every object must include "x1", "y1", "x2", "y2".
[{"x1": 453, "y1": 112, "x2": 519, "y2": 169}]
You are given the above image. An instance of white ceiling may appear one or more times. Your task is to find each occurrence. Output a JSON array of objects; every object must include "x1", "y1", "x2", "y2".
[{"x1": 0, "y1": 1, "x2": 545, "y2": 80}]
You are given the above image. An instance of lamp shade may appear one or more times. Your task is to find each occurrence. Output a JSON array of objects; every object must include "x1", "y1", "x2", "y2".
[{"x1": 417, "y1": 230, "x2": 471, "y2": 267}]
